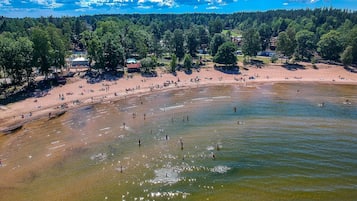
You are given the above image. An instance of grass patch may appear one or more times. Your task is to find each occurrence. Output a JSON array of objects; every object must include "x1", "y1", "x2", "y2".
[
  {"x1": 237, "y1": 55, "x2": 272, "y2": 65},
  {"x1": 222, "y1": 29, "x2": 242, "y2": 37}
]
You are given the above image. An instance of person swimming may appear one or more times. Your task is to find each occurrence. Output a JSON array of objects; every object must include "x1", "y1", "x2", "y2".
[{"x1": 211, "y1": 152, "x2": 216, "y2": 160}]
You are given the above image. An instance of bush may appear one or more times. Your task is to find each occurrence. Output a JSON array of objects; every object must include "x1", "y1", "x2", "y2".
[
  {"x1": 270, "y1": 55, "x2": 278, "y2": 63},
  {"x1": 243, "y1": 57, "x2": 249, "y2": 65}
]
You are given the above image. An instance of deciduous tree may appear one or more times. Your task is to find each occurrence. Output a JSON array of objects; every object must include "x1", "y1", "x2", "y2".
[
  {"x1": 242, "y1": 28, "x2": 260, "y2": 59},
  {"x1": 295, "y1": 30, "x2": 315, "y2": 61},
  {"x1": 277, "y1": 28, "x2": 296, "y2": 62},
  {"x1": 183, "y1": 54, "x2": 192, "y2": 71},
  {"x1": 341, "y1": 46, "x2": 353, "y2": 66},
  {"x1": 173, "y1": 29, "x2": 185, "y2": 60},
  {"x1": 31, "y1": 28, "x2": 51, "y2": 78},
  {"x1": 213, "y1": 42, "x2": 237, "y2": 66},
  {"x1": 317, "y1": 30, "x2": 343, "y2": 61},
  {"x1": 210, "y1": 33, "x2": 226, "y2": 56}
]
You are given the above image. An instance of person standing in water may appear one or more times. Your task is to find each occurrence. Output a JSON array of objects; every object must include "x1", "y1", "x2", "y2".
[{"x1": 180, "y1": 138, "x2": 184, "y2": 150}]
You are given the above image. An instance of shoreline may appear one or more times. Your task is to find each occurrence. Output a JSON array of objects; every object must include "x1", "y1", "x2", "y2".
[{"x1": 1, "y1": 62, "x2": 356, "y2": 133}]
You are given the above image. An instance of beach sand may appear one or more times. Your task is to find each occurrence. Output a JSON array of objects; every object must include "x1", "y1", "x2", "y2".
[{"x1": 1, "y1": 62, "x2": 356, "y2": 132}]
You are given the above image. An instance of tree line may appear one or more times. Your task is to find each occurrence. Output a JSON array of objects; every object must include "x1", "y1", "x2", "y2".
[{"x1": 0, "y1": 8, "x2": 356, "y2": 89}]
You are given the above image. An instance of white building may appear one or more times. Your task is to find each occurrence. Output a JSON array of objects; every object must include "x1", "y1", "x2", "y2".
[{"x1": 71, "y1": 57, "x2": 89, "y2": 68}]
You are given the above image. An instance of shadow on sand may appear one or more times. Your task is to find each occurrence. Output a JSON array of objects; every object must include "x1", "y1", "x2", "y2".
[
  {"x1": 282, "y1": 63, "x2": 306, "y2": 70},
  {"x1": 214, "y1": 65, "x2": 240, "y2": 75},
  {"x1": 344, "y1": 65, "x2": 357, "y2": 73},
  {"x1": 0, "y1": 79, "x2": 59, "y2": 105},
  {"x1": 85, "y1": 70, "x2": 124, "y2": 84}
]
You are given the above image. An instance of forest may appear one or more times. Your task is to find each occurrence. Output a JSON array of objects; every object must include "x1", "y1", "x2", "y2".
[{"x1": 0, "y1": 8, "x2": 357, "y2": 91}]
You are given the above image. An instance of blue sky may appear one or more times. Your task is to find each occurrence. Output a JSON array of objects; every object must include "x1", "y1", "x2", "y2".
[{"x1": 0, "y1": 0, "x2": 356, "y2": 18}]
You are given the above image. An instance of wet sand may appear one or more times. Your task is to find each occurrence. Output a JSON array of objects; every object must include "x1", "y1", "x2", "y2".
[{"x1": 1, "y1": 62, "x2": 356, "y2": 132}]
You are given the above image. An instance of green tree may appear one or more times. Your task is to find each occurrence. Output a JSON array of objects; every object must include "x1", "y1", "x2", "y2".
[
  {"x1": 186, "y1": 27, "x2": 199, "y2": 57},
  {"x1": 173, "y1": 29, "x2": 185, "y2": 60},
  {"x1": 347, "y1": 27, "x2": 357, "y2": 64},
  {"x1": 183, "y1": 54, "x2": 192, "y2": 71},
  {"x1": 150, "y1": 21, "x2": 163, "y2": 57},
  {"x1": 259, "y1": 23, "x2": 272, "y2": 51},
  {"x1": 141, "y1": 57, "x2": 156, "y2": 73},
  {"x1": 213, "y1": 42, "x2": 237, "y2": 66},
  {"x1": 277, "y1": 28, "x2": 296, "y2": 62},
  {"x1": 131, "y1": 29, "x2": 151, "y2": 59},
  {"x1": 31, "y1": 28, "x2": 51, "y2": 78},
  {"x1": 0, "y1": 34, "x2": 33, "y2": 86},
  {"x1": 74, "y1": 18, "x2": 86, "y2": 36},
  {"x1": 102, "y1": 33, "x2": 124, "y2": 71},
  {"x1": 317, "y1": 30, "x2": 343, "y2": 61},
  {"x1": 170, "y1": 54, "x2": 177, "y2": 73},
  {"x1": 0, "y1": 35, "x2": 17, "y2": 83},
  {"x1": 295, "y1": 30, "x2": 315, "y2": 61},
  {"x1": 242, "y1": 28, "x2": 260, "y2": 59},
  {"x1": 197, "y1": 25, "x2": 210, "y2": 48},
  {"x1": 82, "y1": 32, "x2": 103, "y2": 69},
  {"x1": 210, "y1": 33, "x2": 226, "y2": 56},
  {"x1": 163, "y1": 30, "x2": 174, "y2": 53},
  {"x1": 341, "y1": 46, "x2": 353, "y2": 66},
  {"x1": 47, "y1": 26, "x2": 66, "y2": 71},
  {"x1": 209, "y1": 17, "x2": 223, "y2": 36},
  {"x1": 16, "y1": 37, "x2": 34, "y2": 86}
]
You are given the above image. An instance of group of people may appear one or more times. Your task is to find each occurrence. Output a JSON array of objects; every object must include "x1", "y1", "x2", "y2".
[{"x1": 58, "y1": 94, "x2": 65, "y2": 100}]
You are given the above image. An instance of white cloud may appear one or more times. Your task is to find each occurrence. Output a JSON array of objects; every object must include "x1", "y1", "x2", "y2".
[
  {"x1": 283, "y1": 2, "x2": 288, "y2": 5},
  {"x1": 75, "y1": 0, "x2": 174, "y2": 8},
  {"x1": 29, "y1": 0, "x2": 63, "y2": 8},
  {"x1": 206, "y1": 5, "x2": 219, "y2": 9},
  {"x1": 0, "y1": 0, "x2": 11, "y2": 7},
  {"x1": 137, "y1": 0, "x2": 176, "y2": 7},
  {"x1": 286, "y1": 0, "x2": 320, "y2": 3},
  {"x1": 137, "y1": 4, "x2": 152, "y2": 9},
  {"x1": 204, "y1": 0, "x2": 227, "y2": 6},
  {"x1": 3, "y1": 0, "x2": 11, "y2": 5}
]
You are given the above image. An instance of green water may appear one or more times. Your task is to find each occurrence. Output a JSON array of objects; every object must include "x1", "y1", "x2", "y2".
[{"x1": 0, "y1": 83, "x2": 356, "y2": 201}]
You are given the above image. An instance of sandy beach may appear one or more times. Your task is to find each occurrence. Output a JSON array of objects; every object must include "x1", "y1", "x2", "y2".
[{"x1": 1, "y1": 62, "x2": 356, "y2": 132}]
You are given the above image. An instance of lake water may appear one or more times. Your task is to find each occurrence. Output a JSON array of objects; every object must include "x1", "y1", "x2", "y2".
[{"x1": 0, "y1": 83, "x2": 357, "y2": 201}]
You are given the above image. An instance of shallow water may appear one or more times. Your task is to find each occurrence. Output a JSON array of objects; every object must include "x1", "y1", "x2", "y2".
[{"x1": 0, "y1": 83, "x2": 356, "y2": 201}]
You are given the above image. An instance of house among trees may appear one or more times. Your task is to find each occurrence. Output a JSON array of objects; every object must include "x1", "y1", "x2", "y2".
[
  {"x1": 231, "y1": 36, "x2": 242, "y2": 46},
  {"x1": 71, "y1": 57, "x2": 89, "y2": 68},
  {"x1": 126, "y1": 58, "x2": 141, "y2": 72}
]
